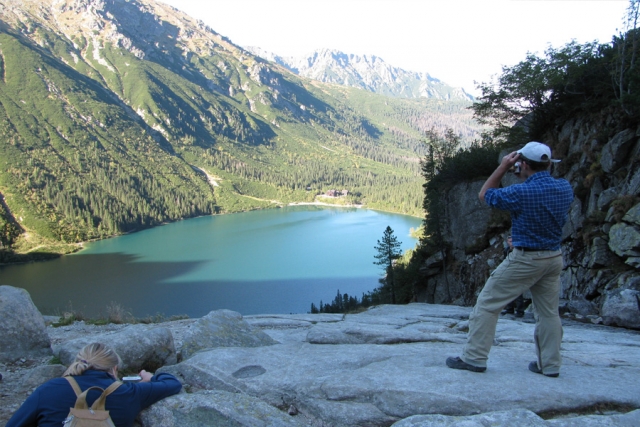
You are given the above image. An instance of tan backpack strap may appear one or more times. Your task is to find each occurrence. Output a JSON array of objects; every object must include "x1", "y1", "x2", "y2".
[
  {"x1": 72, "y1": 386, "x2": 108, "y2": 410},
  {"x1": 64, "y1": 376, "x2": 82, "y2": 397},
  {"x1": 90, "y1": 381, "x2": 122, "y2": 411},
  {"x1": 64, "y1": 377, "x2": 122, "y2": 411}
]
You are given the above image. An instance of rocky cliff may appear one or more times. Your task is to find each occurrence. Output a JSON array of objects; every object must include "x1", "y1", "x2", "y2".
[{"x1": 416, "y1": 110, "x2": 640, "y2": 330}]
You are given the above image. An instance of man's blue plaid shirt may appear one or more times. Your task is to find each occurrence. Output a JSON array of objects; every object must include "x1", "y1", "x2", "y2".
[{"x1": 484, "y1": 171, "x2": 574, "y2": 250}]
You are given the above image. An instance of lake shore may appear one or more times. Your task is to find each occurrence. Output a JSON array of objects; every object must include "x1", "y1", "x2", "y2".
[
  {"x1": 288, "y1": 201, "x2": 362, "y2": 208},
  {"x1": 1, "y1": 200, "x2": 421, "y2": 266}
]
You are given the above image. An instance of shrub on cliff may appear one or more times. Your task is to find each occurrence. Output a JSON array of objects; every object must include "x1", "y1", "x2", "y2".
[{"x1": 420, "y1": 129, "x2": 501, "y2": 253}]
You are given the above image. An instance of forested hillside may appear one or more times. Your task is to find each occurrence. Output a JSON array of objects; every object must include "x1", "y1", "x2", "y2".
[{"x1": 0, "y1": 0, "x2": 482, "y2": 259}]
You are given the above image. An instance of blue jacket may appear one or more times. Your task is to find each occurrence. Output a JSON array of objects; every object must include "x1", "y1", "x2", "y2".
[{"x1": 6, "y1": 370, "x2": 182, "y2": 427}]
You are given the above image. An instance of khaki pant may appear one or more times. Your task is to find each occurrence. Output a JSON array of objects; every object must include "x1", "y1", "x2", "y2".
[{"x1": 461, "y1": 248, "x2": 564, "y2": 375}]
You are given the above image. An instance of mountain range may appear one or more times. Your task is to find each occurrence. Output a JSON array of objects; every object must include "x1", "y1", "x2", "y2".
[
  {"x1": 247, "y1": 47, "x2": 474, "y2": 102},
  {"x1": 0, "y1": 0, "x2": 482, "y2": 258}
]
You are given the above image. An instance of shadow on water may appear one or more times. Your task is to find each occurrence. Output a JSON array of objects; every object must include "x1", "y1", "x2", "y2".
[
  {"x1": 0, "y1": 253, "x2": 204, "y2": 318},
  {"x1": 0, "y1": 253, "x2": 378, "y2": 318}
]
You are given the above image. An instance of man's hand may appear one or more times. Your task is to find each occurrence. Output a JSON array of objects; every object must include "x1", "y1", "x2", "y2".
[
  {"x1": 500, "y1": 151, "x2": 521, "y2": 170},
  {"x1": 479, "y1": 152, "x2": 521, "y2": 202}
]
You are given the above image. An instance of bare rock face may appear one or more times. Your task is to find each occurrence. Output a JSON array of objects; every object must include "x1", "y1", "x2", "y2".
[
  {"x1": 441, "y1": 181, "x2": 491, "y2": 255},
  {"x1": 0, "y1": 286, "x2": 52, "y2": 363},
  {"x1": 416, "y1": 116, "x2": 640, "y2": 329},
  {"x1": 600, "y1": 129, "x2": 637, "y2": 173},
  {"x1": 55, "y1": 324, "x2": 177, "y2": 371},
  {"x1": 180, "y1": 309, "x2": 277, "y2": 361},
  {"x1": 140, "y1": 390, "x2": 306, "y2": 427}
]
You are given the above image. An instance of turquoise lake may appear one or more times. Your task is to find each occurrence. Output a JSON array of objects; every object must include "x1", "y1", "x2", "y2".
[{"x1": 0, "y1": 206, "x2": 421, "y2": 318}]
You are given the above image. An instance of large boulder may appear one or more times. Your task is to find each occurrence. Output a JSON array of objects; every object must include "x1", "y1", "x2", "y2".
[
  {"x1": 0, "y1": 286, "x2": 52, "y2": 363},
  {"x1": 16, "y1": 364, "x2": 67, "y2": 394},
  {"x1": 139, "y1": 390, "x2": 306, "y2": 427},
  {"x1": 624, "y1": 202, "x2": 640, "y2": 226},
  {"x1": 608, "y1": 222, "x2": 640, "y2": 267},
  {"x1": 55, "y1": 324, "x2": 176, "y2": 371},
  {"x1": 564, "y1": 297, "x2": 599, "y2": 316},
  {"x1": 588, "y1": 237, "x2": 615, "y2": 269},
  {"x1": 180, "y1": 310, "x2": 277, "y2": 360},
  {"x1": 601, "y1": 288, "x2": 640, "y2": 329},
  {"x1": 600, "y1": 128, "x2": 637, "y2": 173}
]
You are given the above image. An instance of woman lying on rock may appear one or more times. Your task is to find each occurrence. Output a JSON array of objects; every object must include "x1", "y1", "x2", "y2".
[{"x1": 6, "y1": 342, "x2": 181, "y2": 427}]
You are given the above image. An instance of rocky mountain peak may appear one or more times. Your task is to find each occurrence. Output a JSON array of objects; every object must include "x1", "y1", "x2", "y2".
[
  {"x1": 247, "y1": 46, "x2": 474, "y2": 101},
  {"x1": 1, "y1": 0, "x2": 241, "y2": 63}
]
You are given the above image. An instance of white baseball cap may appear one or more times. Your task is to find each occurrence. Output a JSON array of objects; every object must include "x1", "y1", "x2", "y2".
[{"x1": 517, "y1": 141, "x2": 560, "y2": 163}]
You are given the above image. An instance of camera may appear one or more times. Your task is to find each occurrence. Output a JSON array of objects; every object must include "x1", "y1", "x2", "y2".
[
  {"x1": 122, "y1": 375, "x2": 142, "y2": 383},
  {"x1": 512, "y1": 162, "x2": 521, "y2": 175}
]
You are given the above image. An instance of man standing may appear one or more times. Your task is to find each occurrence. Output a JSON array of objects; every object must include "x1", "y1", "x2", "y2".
[{"x1": 446, "y1": 141, "x2": 573, "y2": 377}]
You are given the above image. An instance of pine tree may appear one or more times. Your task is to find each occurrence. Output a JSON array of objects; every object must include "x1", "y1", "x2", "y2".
[{"x1": 373, "y1": 226, "x2": 403, "y2": 304}]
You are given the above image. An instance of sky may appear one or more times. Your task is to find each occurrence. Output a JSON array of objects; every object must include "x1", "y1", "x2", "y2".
[{"x1": 158, "y1": 0, "x2": 629, "y2": 96}]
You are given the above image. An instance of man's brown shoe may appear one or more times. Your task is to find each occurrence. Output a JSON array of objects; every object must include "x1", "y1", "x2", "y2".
[{"x1": 446, "y1": 357, "x2": 486, "y2": 372}]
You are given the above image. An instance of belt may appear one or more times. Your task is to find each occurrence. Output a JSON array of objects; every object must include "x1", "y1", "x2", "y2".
[{"x1": 515, "y1": 247, "x2": 551, "y2": 252}]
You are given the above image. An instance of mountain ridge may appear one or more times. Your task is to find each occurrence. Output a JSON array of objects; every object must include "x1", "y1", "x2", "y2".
[{"x1": 247, "y1": 46, "x2": 474, "y2": 101}]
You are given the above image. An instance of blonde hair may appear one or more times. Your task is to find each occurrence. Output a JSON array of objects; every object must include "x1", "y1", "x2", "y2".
[{"x1": 63, "y1": 343, "x2": 121, "y2": 377}]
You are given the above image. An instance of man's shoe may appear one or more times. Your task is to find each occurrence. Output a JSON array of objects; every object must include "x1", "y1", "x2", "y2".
[
  {"x1": 501, "y1": 309, "x2": 514, "y2": 315},
  {"x1": 515, "y1": 311, "x2": 524, "y2": 318},
  {"x1": 446, "y1": 357, "x2": 486, "y2": 372},
  {"x1": 528, "y1": 361, "x2": 559, "y2": 377}
]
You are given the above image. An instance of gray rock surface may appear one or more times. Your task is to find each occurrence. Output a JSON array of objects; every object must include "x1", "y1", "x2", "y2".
[
  {"x1": 393, "y1": 409, "x2": 548, "y2": 427},
  {"x1": 393, "y1": 409, "x2": 640, "y2": 427},
  {"x1": 624, "y1": 203, "x2": 640, "y2": 226},
  {"x1": 140, "y1": 390, "x2": 307, "y2": 427},
  {"x1": 608, "y1": 222, "x2": 640, "y2": 258},
  {"x1": 546, "y1": 409, "x2": 640, "y2": 427},
  {"x1": 180, "y1": 309, "x2": 277, "y2": 360},
  {"x1": 0, "y1": 286, "x2": 52, "y2": 363},
  {"x1": 3, "y1": 303, "x2": 639, "y2": 427},
  {"x1": 160, "y1": 304, "x2": 640, "y2": 427},
  {"x1": 442, "y1": 181, "x2": 490, "y2": 253},
  {"x1": 601, "y1": 288, "x2": 640, "y2": 328},
  {"x1": 600, "y1": 129, "x2": 637, "y2": 173},
  {"x1": 18, "y1": 364, "x2": 67, "y2": 392},
  {"x1": 55, "y1": 324, "x2": 177, "y2": 371}
]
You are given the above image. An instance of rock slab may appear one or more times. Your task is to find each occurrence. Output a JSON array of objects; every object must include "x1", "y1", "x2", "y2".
[
  {"x1": 180, "y1": 309, "x2": 277, "y2": 360},
  {"x1": 55, "y1": 324, "x2": 177, "y2": 372},
  {"x1": 0, "y1": 285, "x2": 51, "y2": 363}
]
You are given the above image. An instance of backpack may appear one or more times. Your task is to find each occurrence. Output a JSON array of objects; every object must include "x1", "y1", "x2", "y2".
[{"x1": 62, "y1": 376, "x2": 123, "y2": 427}]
